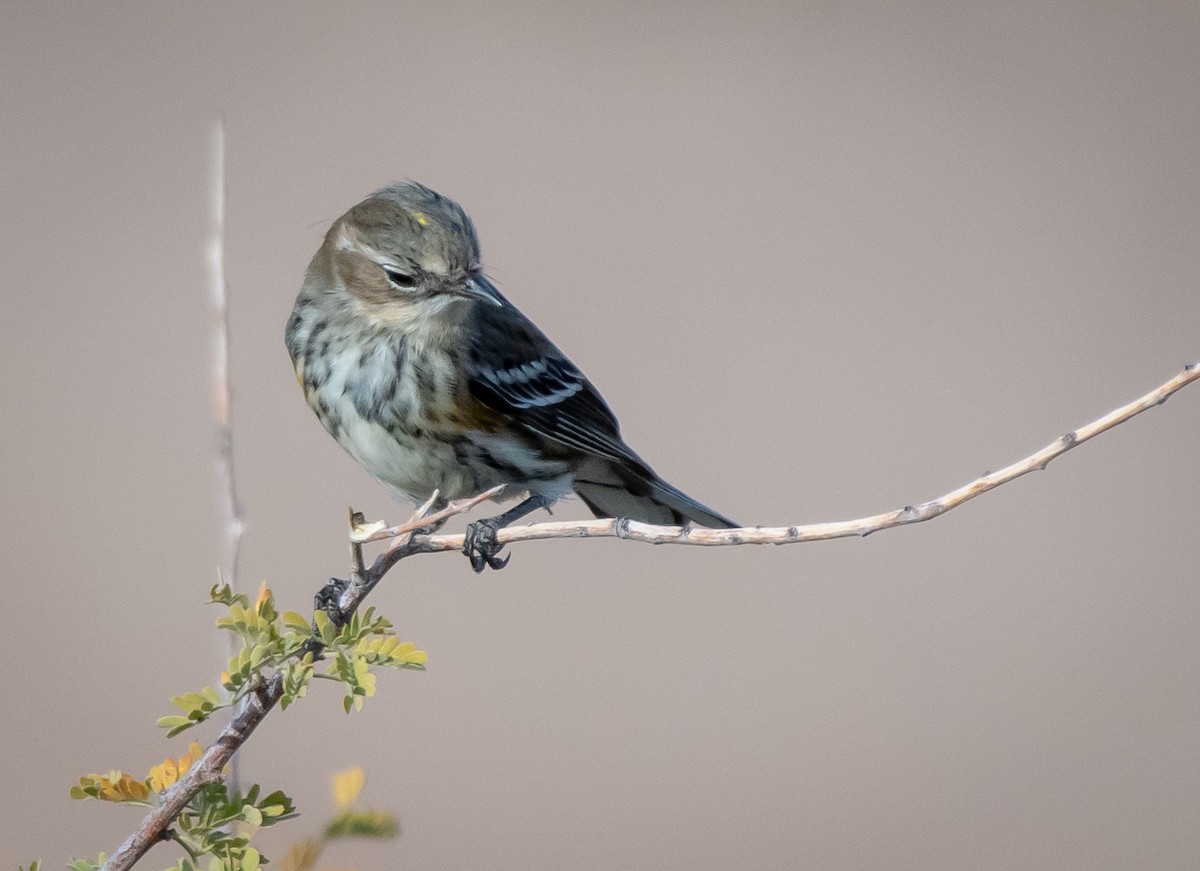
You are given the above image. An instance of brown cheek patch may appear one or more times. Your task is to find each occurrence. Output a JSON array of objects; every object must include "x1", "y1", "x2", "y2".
[{"x1": 337, "y1": 252, "x2": 394, "y2": 305}]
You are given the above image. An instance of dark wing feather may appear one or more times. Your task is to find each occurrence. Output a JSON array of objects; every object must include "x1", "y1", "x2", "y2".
[
  {"x1": 463, "y1": 286, "x2": 739, "y2": 529},
  {"x1": 464, "y1": 294, "x2": 652, "y2": 470}
]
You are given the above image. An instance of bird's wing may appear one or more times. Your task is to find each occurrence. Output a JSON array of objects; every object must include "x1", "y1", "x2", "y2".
[{"x1": 463, "y1": 294, "x2": 651, "y2": 470}]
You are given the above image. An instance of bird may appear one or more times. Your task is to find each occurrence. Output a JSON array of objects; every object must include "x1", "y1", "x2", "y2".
[{"x1": 285, "y1": 181, "x2": 737, "y2": 571}]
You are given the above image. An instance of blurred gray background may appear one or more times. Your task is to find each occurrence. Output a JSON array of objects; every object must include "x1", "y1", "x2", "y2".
[{"x1": 3, "y1": 2, "x2": 1198, "y2": 868}]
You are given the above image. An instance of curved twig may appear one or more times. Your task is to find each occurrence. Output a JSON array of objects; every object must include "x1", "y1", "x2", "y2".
[{"x1": 357, "y1": 361, "x2": 1199, "y2": 552}]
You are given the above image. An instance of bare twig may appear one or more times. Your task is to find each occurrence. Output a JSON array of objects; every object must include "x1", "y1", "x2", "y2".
[
  {"x1": 350, "y1": 486, "x2": 503, "y2": 546},
  {"x1": 210, "y1": 120, "x2": 244, "y2": 592},
  {"x1": 208, "y1": 121, "x2": 247, "y2": 792},
  {"x1": 361, "y1": 361, "x2": 1200, "y2": 553},
  {"x1": 208, "y1": 121, "x2": 247, "y2": 796}
]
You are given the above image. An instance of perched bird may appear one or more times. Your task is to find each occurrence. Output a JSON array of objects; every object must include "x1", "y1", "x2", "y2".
[{"x1": 286, "y1": 181, "x2": 737, "y2": 571}]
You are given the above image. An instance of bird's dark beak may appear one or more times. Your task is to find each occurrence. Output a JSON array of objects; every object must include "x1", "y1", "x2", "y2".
[{"x1": 458, "y1": 274, "x2": 505, "y2": 307}]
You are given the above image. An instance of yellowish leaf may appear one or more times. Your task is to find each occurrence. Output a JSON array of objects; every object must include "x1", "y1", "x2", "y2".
[
  {"x1": 278, "y1": 840, "x2": 322, "y2": 871},
  {"x1": 147, "y1": 741, "x2": 206, "y2": 791},
  {"x1": 255, "y1": 581, "x2": 272, "y2": 612},
  {"x1": 332, "y1": 766, "x2": 365, "y2": 809},
  {"x1": 94, "y1": 772, "x2": 150, "y2": 802},
  {"x1": 147, "y1": 759, "x2": 180, "y2": 792}
]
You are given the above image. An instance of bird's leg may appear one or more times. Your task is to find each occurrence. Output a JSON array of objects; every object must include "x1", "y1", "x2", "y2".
[{"x1": 463, "y1": 493, "x2": 552, "y2": 572}]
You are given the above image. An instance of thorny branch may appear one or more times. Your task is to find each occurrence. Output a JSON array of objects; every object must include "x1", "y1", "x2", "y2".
[{"x1": 99, "y1": 360, "x2": 1197, "y2": 871}]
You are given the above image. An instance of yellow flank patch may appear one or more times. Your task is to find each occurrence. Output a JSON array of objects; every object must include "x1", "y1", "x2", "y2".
[{"x1": 411, "y1": 211, "x2": 430, "y2": 226}]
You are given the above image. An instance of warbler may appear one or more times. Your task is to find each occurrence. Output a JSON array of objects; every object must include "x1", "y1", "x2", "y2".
[{"x1": 286, "y1": 181, "x2": 737, "y2": 571}]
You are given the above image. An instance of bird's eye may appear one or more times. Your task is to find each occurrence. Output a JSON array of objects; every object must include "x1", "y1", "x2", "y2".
[{"x1": 383, "y1": 267, "x2": 417, "y2": 289}]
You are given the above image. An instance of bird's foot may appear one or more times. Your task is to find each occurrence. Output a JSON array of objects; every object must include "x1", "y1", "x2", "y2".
[
  {"x1": 314, "y1": 577, "x2": 349, "y2": 624},
  {"x1": 301, "y1": 577, "x2": 351, "y2": 657},
  {"x1": 460, "y1": 492, "x2": 551, "y2": 572},
  {"x1": 463, "y1": 518, "x2": 511, "y2": 573}
]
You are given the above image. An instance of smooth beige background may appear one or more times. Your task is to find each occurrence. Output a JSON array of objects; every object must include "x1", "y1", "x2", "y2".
[{"x1": 3, "y1": 2, "x2": 1198, "y2": 868}]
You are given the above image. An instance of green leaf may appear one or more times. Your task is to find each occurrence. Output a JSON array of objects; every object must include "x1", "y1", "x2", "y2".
[
  {"x1": 325, "y1": 809, "x2": 400, "y2": 838},
  {"x1": 209, "y1": 583, "x2": 243, "y2": 605},
  {"x1": 157, "y1": 715, "x2": 195, "y2": 736},
  {"x1": 315, "y1": 611, "x2": 337, "y2": 645},
  {"x1": 257, "y1": 802, "x2": 298, "y2": 826},
  {"x1": 282, "y1": 610, "x2": 311, "y2": 630}
]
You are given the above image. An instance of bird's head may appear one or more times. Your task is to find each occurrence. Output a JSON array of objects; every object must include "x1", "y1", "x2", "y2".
[{"x1": 311, "y1": 181, "x2": 505, "y2": 318}]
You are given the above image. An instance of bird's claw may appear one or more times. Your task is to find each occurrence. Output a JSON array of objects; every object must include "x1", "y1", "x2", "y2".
[
  {"x1": 314, "y1": 577, "x2": 348, "y2": 619},
  {"x1": 304, "y1": 578, "x2": 350, "y2": 656},
  {"x1": 463, "y1": 519, "x2": 511, "y2": 572}
]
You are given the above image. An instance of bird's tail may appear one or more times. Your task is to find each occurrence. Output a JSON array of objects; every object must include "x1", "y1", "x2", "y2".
[{"x1": 573, "y1": 461, "x2": 738, "y2": 529}]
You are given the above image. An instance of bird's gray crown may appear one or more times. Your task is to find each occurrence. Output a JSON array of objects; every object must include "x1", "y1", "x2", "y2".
[{"x1": 341, "y1": 181, "x2": 481, "y2": 275}]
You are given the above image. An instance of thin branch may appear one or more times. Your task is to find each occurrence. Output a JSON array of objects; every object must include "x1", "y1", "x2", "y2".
[
  {"x1": 210, "y1": 119, "x2": 244, "y2": 591},
  {"x1": 101, "y1": 677, "x2": 281, "y2": 871},
  {"x1": 99, "y1": 360, "x2": 1197, "y2": 871},
  {"x1": 343, "y1": 490, "x2": 499, "y2": 602},
  {"x1": 350, "y1": 486, "x2": 503, "y2": 546},
  {"x1": 97, "y1": 494, "x2": 490, "y2": 871},
  {"x1": 209, "y1": 120, "x2": 247, "y2": 795},
  {"x1": 361, "y1": 360, "x2": 1200, "y2": 552}
]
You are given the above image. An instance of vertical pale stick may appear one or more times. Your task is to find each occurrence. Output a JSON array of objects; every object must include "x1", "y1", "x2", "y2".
[{"x1": 210, "y1": 120, "x2": 245, "y2": 788}]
